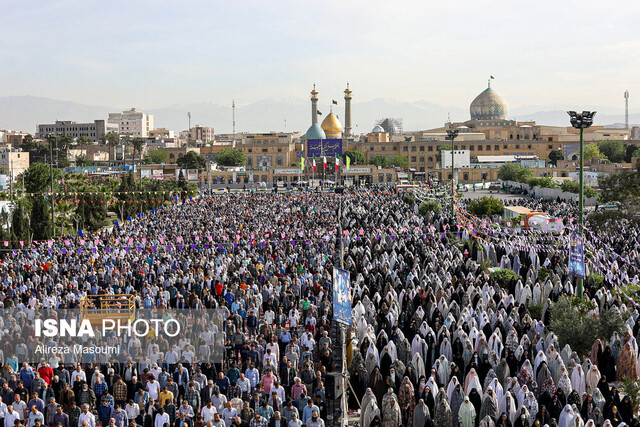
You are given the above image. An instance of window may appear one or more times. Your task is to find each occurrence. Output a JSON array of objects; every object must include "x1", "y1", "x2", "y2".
[
  {"x1": 428, "y1": 156, "x2": 433, "y2": 162},
  {"x1": 419, "y1": 156, "x2": 425, "y2": 162},
  {"x1": 515, "y1": 144, "x2": 520, "y2": 149},
  {"x1": 548, "y1": 144, "x2": 553, "y2": 148},
  {"x1": 486, "y1": 145, "x2": 491, "y2": 151},
  {"x1": 381, "y1": 146, "x2": 386, "y2": 151},
  {"x1": 411, "y1": 146, "x2": 416, "y2": 152},
  {"x1": 495, "y1": 145, "x2": 499, "y2": 151},
  {"x1": 403, "y1": 146, "x2": 408, "y2": 151},
  {"x1": 527, "y1": 145, "x2": 532, "y2": 149},
  {"x1": 277, "y1": 148, "x2": 282, "y2": 153},
  {"x1": 478, "y1": 145, "x2": 483, "y2": 151},
  {"x1": 463, "y1": 173, "x2": 469, "y2": 181},
  {"x1": 248, "y1": 148, "x2": 253, "y2": 153},
  {"x1": 411, "y1": 156, "x2": 416, "y2": 162},
  {"x1": 419, "y1": 146, "x2": 425, "y2": 151},
  {"x1": 262, "y1": 148, "x2": 268, "y2": 153},
  {"x1": 504, "y1": 144, "x2": 508, "y2": 149},
  {"x1": 393, "y1": 147, "x2": 398, "y2": 151},
  {"x1": 428, "y1": 146, "x2": 433, "y2": 152}
]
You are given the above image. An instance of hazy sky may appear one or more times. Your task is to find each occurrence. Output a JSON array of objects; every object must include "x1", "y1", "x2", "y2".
[{"x1": 1, "y1": 0, "x2": 639, "y2": 112}]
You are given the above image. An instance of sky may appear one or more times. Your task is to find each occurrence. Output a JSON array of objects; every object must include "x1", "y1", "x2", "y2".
[{"x1": 1, "y1": 0, "x2": 639, "y2": 113}]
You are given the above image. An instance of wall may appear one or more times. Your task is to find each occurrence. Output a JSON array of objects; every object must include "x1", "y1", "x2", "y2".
[{"x1": 503, "y1": 180, "x2": 598, "y2": 206}]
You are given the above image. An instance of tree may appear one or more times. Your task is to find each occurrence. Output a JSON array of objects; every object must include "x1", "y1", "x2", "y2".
[
  {"x1": 369, "y1": 155, "x2": 389, "y2": 168},
  {"x1": 497, "y1": 163, "x2": 532, "y2": 182},
  {"x1": 548, "y1": 149, "x2": 564, "y2": 166},
  {"x1": 102, "y1": 131, "x2": 120, "y2": 146},
  {"x1": 214, "y1": 148, "x2": 245, "y2": 167},
  {"x1": 146, "y1": 148, "x2": 168, "y2": 164},
  {"x1": 584, "y1": 143, "x2": 605, "y2": 160},
  {"x1": 76, "y1": 191, "x2": 108, "y2": 232},
  {"x1": 435, "y1": 144, "x2": 451, "y2": 162},
  {"x1": 23, "y1": 163, "x2": 59, "y2": 194},
  {"x1": 467, "y1": 196, "x2": 504, "y2": 216},
  {"x1": 30, "y1": 196, "x2": 52, "y2": 240},
  {"x1": 389, "y1": 154, "x2": 408, "y2": 168},
  {"x1": 10, "y1": 199, "x2": 30, "y2": 245},
  {"x1": 598, "y1": 170, "x2": 640, "y2": 211},
  {"x1": 177, "y1": 151, "x2": 207, "y2": 171},
  {"x1": 551, "y1": 296, "x2": 625, "y2": 357},
  {"x1": 132, "y1": 137, "x2": 145, "y2": 168},
  {"x1": 418, "y1": 201, "x2": 442, "y2": 217},
  {"x1": 560, "y1": 180, "x2": 597, "y2": 198},
  {"x1": 75, "y1": 154, "x2": 91, "y2": 167},
  {"x1": 597, "y1": 140, "x2": 625, "y2": 163},
  {"x1": 343, "y1": 150, "x2": 366, "y2": 166},
  {"x1": 76, "y1": 135, "x2": 92, "y2": 147}
]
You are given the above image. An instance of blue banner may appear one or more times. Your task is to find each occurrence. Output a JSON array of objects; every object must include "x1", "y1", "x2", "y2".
[
  {"x1": 569, "y1": 232, "x2": 585, "y2": 279},
  {"x1": 333, "y1": 267, "x2": 352, "y2": 326},
  {"x1": 307, "y1": 138, "x2": 343, "y2": 157}
]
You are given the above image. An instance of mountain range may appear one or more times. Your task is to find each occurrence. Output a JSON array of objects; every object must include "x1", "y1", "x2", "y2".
[{"x1": 0, "y1": 95, "x2": 637, "y2": 135}]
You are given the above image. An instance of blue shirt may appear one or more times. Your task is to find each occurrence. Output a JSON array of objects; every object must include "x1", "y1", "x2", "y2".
[{"x1": 302, "y1": 405, "x2": 319, "y2": 424}]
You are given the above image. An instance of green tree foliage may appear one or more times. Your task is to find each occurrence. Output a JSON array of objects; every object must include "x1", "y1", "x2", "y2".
[
  {"x1": 551, "y1": 296, "x2": 625, "y2": 357},
  {"x1": 527, "y1": 176, "x2": 558, "y2": 188},
  {"x1": 559, "y1": 180, "x2": 597, "y2": 198},
  {"x1": 343, "y1": 150, "x2": 366, "y2": 166},
  {"x1": 23, "y1": 163, "x2": 60, "y2": 194},
  {"x1": 146, "y1": 148, "x2": 168, "y2": 164},
  {"x1": 214, "y1": 148, "x2": 245, "y2": 167},
  {"x1": 369, "y1": 155, "x2": 389, "y2": 168},
  {"x1": 435, "y1": 144, "x2": 451, "y2": 162},
  {"x1": 467, "y1": 196, "x2": 504, "y2": 216},
  {"x1": 597, "y1": 140, "x2": 626, "y2": 163},
  {"x1": 102, "y1": 131, "x2": 120, "y2": 146},
  {"x1": 10, "y1": 199, "x2": 30, "y2": 244},
  {"x1": 598, "y1": 169, "x2": 640, "y2": 211},
  {"x1": 132, "y1": 137, "x2": 145, "y2": 166},
  {"x1": 20, "y1": 135, "x2": 48, "y2": 164},
  {"x1": 490, "y1": 269, "x2": 519, "y2": 287},
  {"x1": 75, "y1": 154, "x2": 91, "y2": 166},
  {"x1": 548, "y1": 149, "x2": 564, "y2": 166},
  {"x1": 584, "y1": 143, "x2": 605, "y2": 160},
  {"x1": 389, "y1": 154, "x2": 408, "y2": 168},
  {"x1": 76, "y1": 191, "x2": 108, "y2": 232},
  {"x1": 403, "y1": 194, "x2": 415, "y2": 206},
  {"x1": 498, "y1": 163, "x2": 533, "y2": 182},
  {"x1": 30, "y1": 196, "x2": 52, "y2": 240},
  {"x1": 419, "y1": 201, "x2": 442, "y2": 217}
]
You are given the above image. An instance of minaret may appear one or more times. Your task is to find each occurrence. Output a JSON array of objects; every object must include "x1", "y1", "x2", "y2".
[
  {"x1": 311, "y1": 84, "x2": 319, "y2": 125},
  {"x1": 344, "y1": 83, "x2": 352, "y2": 137}
]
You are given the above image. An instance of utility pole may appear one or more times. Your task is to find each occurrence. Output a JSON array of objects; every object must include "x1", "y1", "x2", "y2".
[
  {"x1": 232, "y1": 100, "x2": 236, "y2": 135},
  {"x1": 446, "y1": 129, "x2": 459, "y2": 219},
  {"x1": 48, "y1": 136, "x2": 56, "y2": 237},
  {"x1": 10, "y1": 159, "x2": 13, "y2": 200},
  {"x1": 567, "y1": 111, "x2": 596, "y2": 297}
]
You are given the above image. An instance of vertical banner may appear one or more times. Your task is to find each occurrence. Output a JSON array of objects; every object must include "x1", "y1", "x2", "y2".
[
  {"x1": 569, "y1": 232, "x2": 585, "y2": 279},
  {"x1": 332, "y1": 267, "x2": 352, "y2": 326}
]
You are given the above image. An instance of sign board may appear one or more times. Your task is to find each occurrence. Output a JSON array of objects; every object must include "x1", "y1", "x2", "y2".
[
  {"x1": 187, "y1": 169, "x2": 198, "y2": 182},
  {"x1": 140, "y1": 169, "x2": 151, "y2": 179},
  {"x1": 152, "y1": 170, "x2": 164, "y2": 180},
  {"x1": 307, "y1": 138, "x2": 343, "y2": 157},
  {"x1": 296, "y1": 151, "x2": 304, "y2": 158},
  {"x1": 332, "y1": 267, "x2": 352, "y2": 326},
  {"x1": 273, "y1": 169, "x2": 300, "y2": 175},
  {"x1": 249, "y1": 171, "x2": 254, "y2": 182},
  {"x1": 568, "y1": 232, "x2": 585, "y2": 279},
  {"x1": 341, "y1": 167, "x2": 372, "y2": 174},
  {"x1": 0, "y1": 175, "x2": 7, "y2": 191}
]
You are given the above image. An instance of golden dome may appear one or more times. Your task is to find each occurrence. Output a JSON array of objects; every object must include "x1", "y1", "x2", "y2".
[{"x1": 321, "y1": 113, "x2": 343, "y2": 136}]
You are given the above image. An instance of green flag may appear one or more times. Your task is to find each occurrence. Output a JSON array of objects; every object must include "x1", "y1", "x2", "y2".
[
  {"x1": 332, "y1": 100, "x2": 338, "y2": 105},
  {"x1": 301, "y1": 157, "x2": 305, "y2": 171},
  {"x1": 346, "y1": 154, "x2": 351, "y2": 170},
  {"x1": 317, "y1": 110, "x2": 322, "y2": 115}
]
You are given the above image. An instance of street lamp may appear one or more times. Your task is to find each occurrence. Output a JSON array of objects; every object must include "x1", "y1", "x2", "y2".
[
  {"x1": 446, "y1": 129, "x2": 459, "y2": 218},
  {"x1": 567, "y1": 110, "x2": 596, "y2": 297}
]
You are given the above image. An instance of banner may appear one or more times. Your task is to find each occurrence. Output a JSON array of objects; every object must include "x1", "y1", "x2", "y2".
[
  {"x1": 332, "y1": 267, "x2": 352, "y2": 326},
  {"x1": 569, "y1": 232, "x2": 585, "y2": 279}
]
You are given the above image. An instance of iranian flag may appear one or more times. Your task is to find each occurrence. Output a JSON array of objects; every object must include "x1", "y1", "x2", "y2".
[
  {"x1": 335, "y1": 154, "x2": 340, "y2": 171},
  {"x1": 323, "y1": 156, "x2": 327, "y2": 169},
  {"x1": 312, "y1": 156, "x2": 316, "y2": 172}
]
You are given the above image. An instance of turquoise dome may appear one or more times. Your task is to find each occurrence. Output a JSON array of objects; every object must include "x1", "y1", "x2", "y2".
[{"x1": 306, "y1": 123, "x2": 326, "y2": 139}]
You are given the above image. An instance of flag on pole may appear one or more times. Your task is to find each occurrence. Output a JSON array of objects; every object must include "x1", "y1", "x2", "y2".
[
  {"x1": 312, "y1": 156, "x2": 316, "y2": 172},
  {"x1": 346, "y1": 154, "x2": 351, "y2": 170},
  {"x1": 323, "y1": 156, "x2": 327, "y2": 169},
  {"x1": 335, "y1": 154, "x2": 340, "y2": 171},
  {"x1": 317, "y1": 110, "x2": 323, "y2": 115},
  {"x1": 301, "y1": 157, "x2": 305, "y2": 171},
  {"x1": 332, "y1": 100, "x2": 338, "y2": 105}
]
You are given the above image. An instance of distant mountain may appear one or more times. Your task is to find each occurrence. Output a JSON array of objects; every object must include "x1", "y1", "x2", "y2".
[{"x1": 0, "y1": 95, "x2": 637, "y2": 135}]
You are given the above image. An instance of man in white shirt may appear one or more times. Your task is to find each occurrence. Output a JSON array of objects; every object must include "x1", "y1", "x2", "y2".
[
  {"x1": 4, "y1": 404, "x2": 19, "y2": 427},
  {"x1": 146, "y1": 377, "x2": 160, "y2": 401},
  {"x1": 201, "y1": 402, "x2": 217, "y2": 424},
  {"x1": 124, "y1": 400, "x2": 140, "y2": 424},
  {"x1": 71, "y1": 367, "x2": 86, "y2": 389},
  {"x1": 153, "y1": 408, "x2": 169, "y2": 427},
  {"x1": 78, "y1": 405, "x2": 96, "y2": 427}
]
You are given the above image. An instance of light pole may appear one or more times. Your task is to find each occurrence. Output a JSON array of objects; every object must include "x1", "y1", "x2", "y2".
[
  {"x1": 567, "y1": 110, "x2": 596, "y2": 297},
  {"x1": 446, "y1": 129, "x2": 459, "y2": 218},
  {"x1": 47, "y1": 135, "x2": 56, "y2": 237}
]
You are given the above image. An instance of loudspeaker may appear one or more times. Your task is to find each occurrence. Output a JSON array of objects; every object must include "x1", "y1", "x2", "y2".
[{"x1": 325, "y1": 372, "x2": 343, "y2": 399}]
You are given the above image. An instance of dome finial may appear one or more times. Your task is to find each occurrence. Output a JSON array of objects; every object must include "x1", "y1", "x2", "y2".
[{"x1": 488, "y1": 75, "x2": 494, "y2": 88}]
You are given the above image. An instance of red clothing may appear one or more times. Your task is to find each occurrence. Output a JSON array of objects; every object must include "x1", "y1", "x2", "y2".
[{"x1": 38, "y1": 366, "x2": 54, "y2": 385}]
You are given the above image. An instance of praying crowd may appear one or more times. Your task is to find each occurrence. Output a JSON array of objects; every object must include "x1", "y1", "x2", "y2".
[{"x1": 0, "y1": 188, "x2": 639, "y2": 427}]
